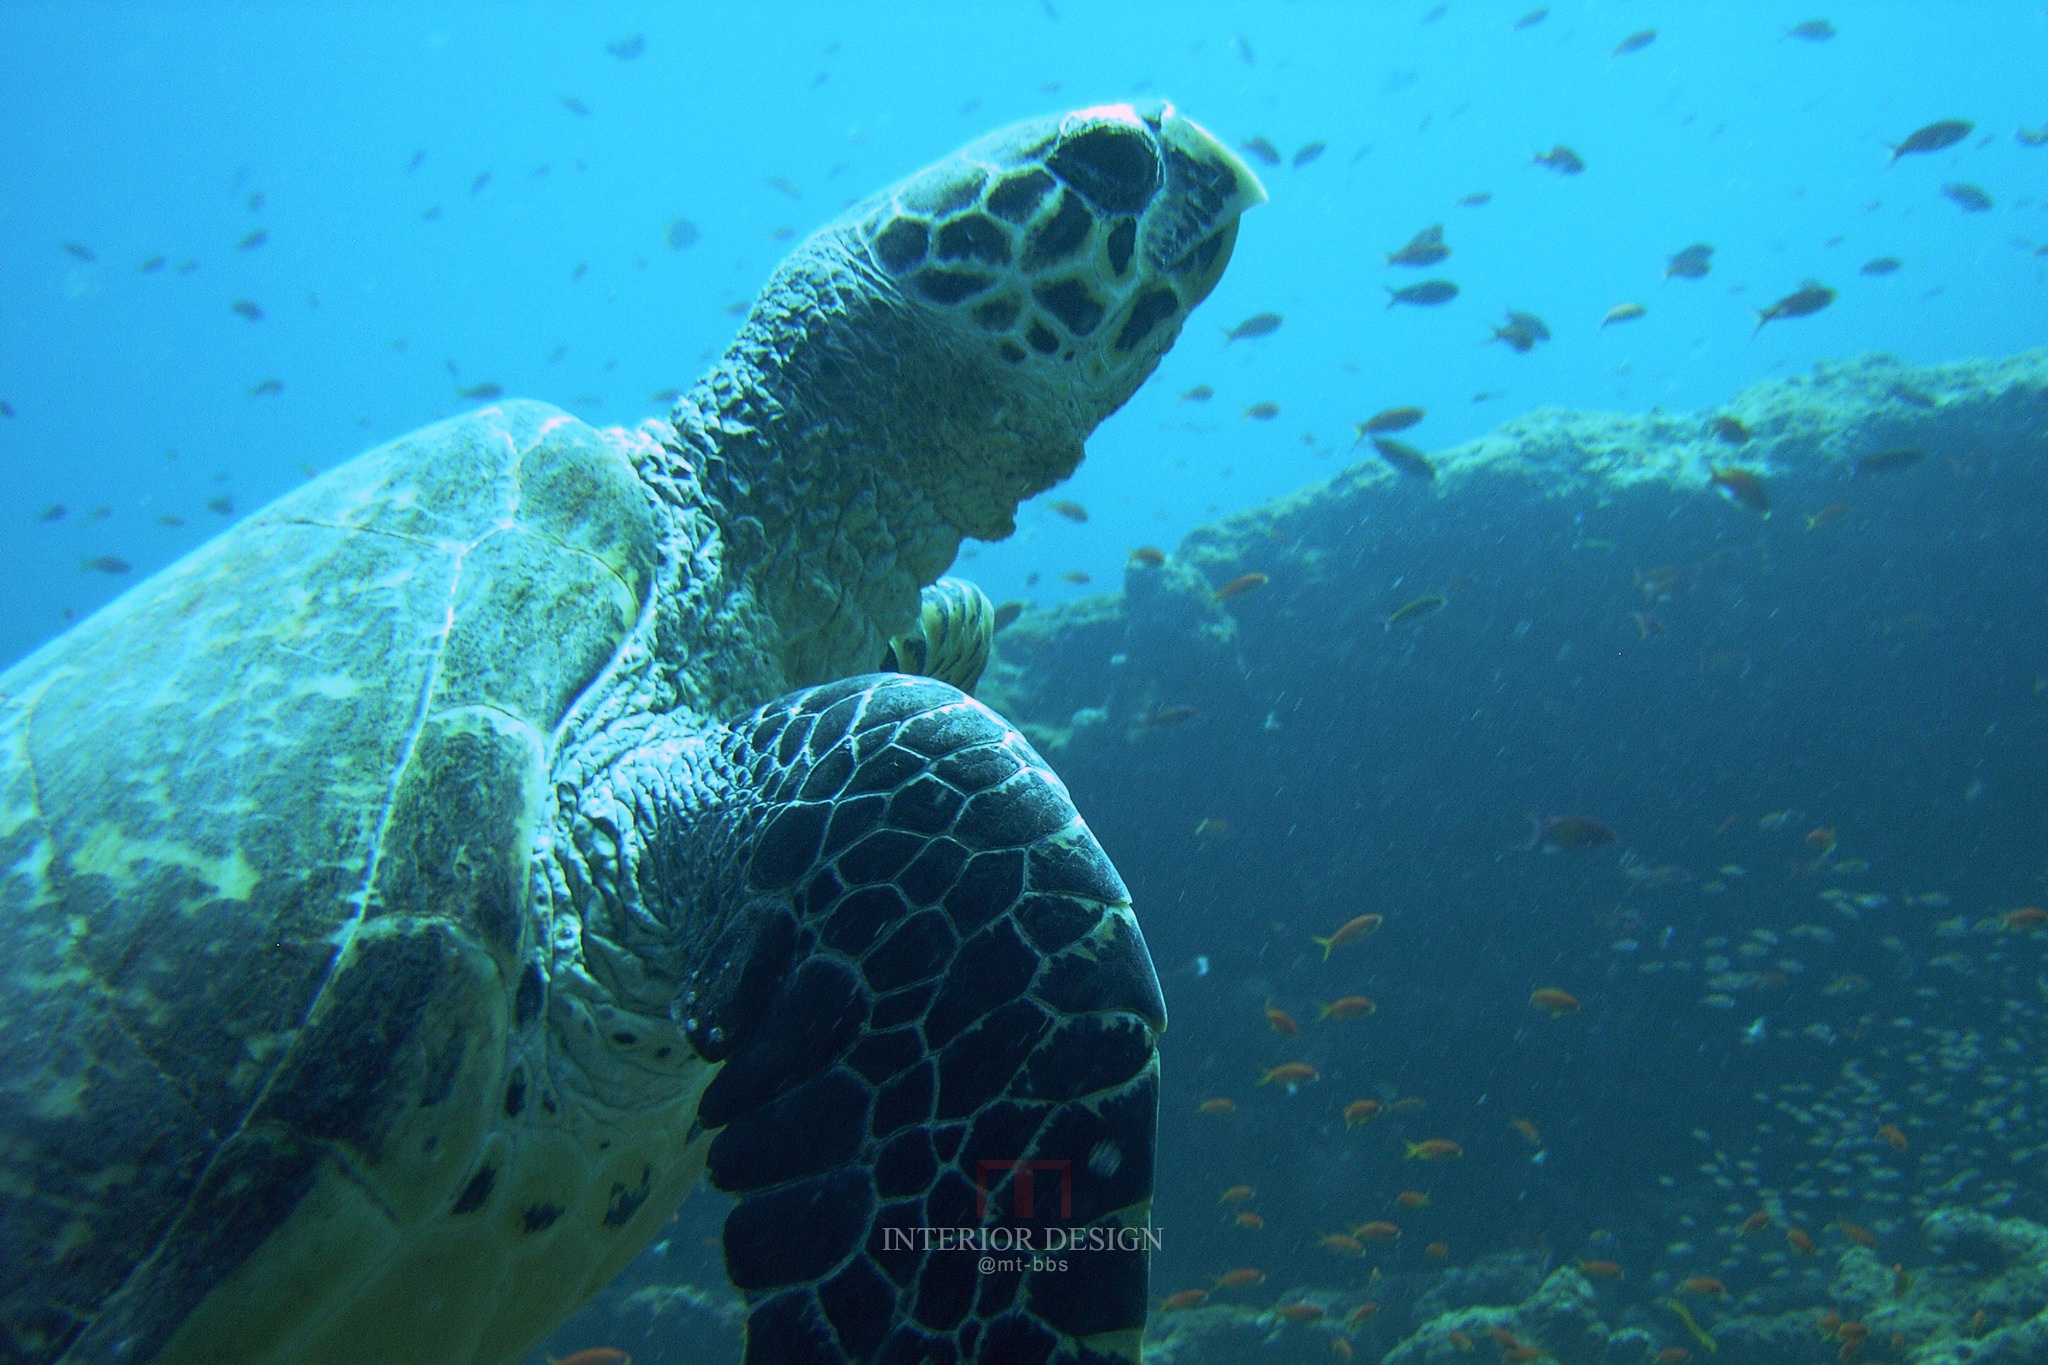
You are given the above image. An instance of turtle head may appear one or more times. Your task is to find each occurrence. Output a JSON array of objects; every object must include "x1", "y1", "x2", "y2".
[
  {"x1": 844, "y1": 101, "x2": 1266, "y2": 536},
  {"x1": 683, "y1": 104, "x2": 1260, "y2": 687}
]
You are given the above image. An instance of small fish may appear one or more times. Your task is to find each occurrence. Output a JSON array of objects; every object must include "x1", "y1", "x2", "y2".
[
  {"x1": 2019, "y1": 125, "x2": 2048, "y2": 147},
  {"x1": 1258, "y1": 1062, "x2": 1318, "y2": 1086},
  {"x1": 1739, "y1": 1210, "x2": 1771, "y2": 1234},
  {"x1": 1273, "y1": 1303, "x2": 1326, "y2": 1324},
  {"x1": 1393, "y1": 1190, "x2": 1430, "y2": 1209},
  {"x1": 1318, "y1": 996, "x2": 1376, "y2": 1021},
  {"x1": 1941, "y1": 182, "x2": 1993, "y2": 212},
  {"x1": 549, "y1": 1351, "x2": 631, "y2": 1365},
  {"x1": 607, "y1": 33, "x2": 645, "y2": 59},
  {"x1": 405, "y1": 149, "x2": 426, "y2": 173},
  {"x1": 470, "y1": 172, "x2": 491, "y2": 196},
  {"x1": 1359, "y1": 406, "x2": 1424, "y2": 435},
  {"x1": 1424, "y1": 1242, "x2": 1450, "y2": 1261},
  {"x1": 1213, "y1": 572, "x2": 1269, "y2": 601},
  {"x1": 1318, "y1": 1233, "x2": 1364, "y2": 1256},
  {"x1": 1384, "y1": 594, "x2": 1446, "y2": 628},
  {"x1": 1457, "y1": 191, "x2": 1492, "y2": 207},
  {"x1": 82, "y1": 555, "x2": 132, "y2": 574},
  {"x1": 1889, "y1": 119, "x2": 1972, "y2": 163},
  {"x1": 237, "y1": 229, "x2": 268, "y2": 251},
  {"x1": 0, "y1": 400, "x2": 13, "y2": 417},
  {"x1": 1313, "y1": 913, "x2": 1382, "y2": 960},
  {"x1": 206, "y1": 497, "x2": 235, "y2": 516},
  {"x1": 1196, "y1": 1097, "x2": 1236, "y2": 1115},
  {"x1": 665, "y1": 218, "x2": 700, "y2": 250},
  {"x1": 1386, "y1": 224, "x2": 1449, "y2": 267},
  {"x1": 1998, "y1": 906, "x2": 2048, "y2": 931},
  {"x1": 1058, "y1": 571, "x2": 1090, "y2": 585},
  {"x1": 1180, "y1": 384, "x2": 1214, "y2": 402},
  {"x1": 1264, "y1": 1001, "x2": 1300, "y2": 1036},
  {"x1": 1343, "y1": 1099, "x2": 1383, "y2": 1127},
  {"x1": 1234, "y1": 1211, "x2": 1265, "y2": 1230},
  {"x1": 247, "y1": 190, "x2": 265, "y2": 212},
  {"x1": 1047, "y1": 500, "x2": 1088, "y2": 522},
  {"x1": 1876, "y1": 1123, "x2": 1909, "y2": 1150},
  {"x1": 37, "y1": 504, "x2": 66, "y2": 522},
  {"x1": 1386, "y1": 280, "x2": 1458, "y2": 307},
  {"x1": 1142, "y1": 704, "x2": 1201, "y2": 728},
  {"x1": 1243, "y1": 401, "x2": 1281, "y2": 420},
  {"x1": 1128, "y1": 546, "x2": 1166, "y2": 566},
  {"x1": 1387, "y1": 1096, "x2": 1426, "y2": 1113},
  {"x1": 1526, "y1": 814, "x2": 1618, "y2": 851},
  {"x1": 1804, "y1": 501, "x2": 1851, "y2": 529},
  {"x1": 1353, "y1": 1221, "x2": 1401, "y2": 1243},
  {"x1": 1676, "y1": 1276, "x2": 1727, "y2": 1298},
  {"x1": 1529, "y1": 987, "x2": 1581, "y2": 1016},
  {"x1": 1837, "y1": 1220, "x2": 1879, "y2": 1248},
  {"x1": 1788, "y1": 19, "x2": 1836, "y2": 41},
  {"x1": 457, "y1": 382, "x2": 505, "y2": 401},
  {"x1": 1710, "y1": 414, "x2": 1751, "y2": 443},
  {"x1": 1579, "y1": 1259, "x2": 1625, "y2": 1280},
  {"x1": 157, "y1": 515, "x2": 186, "y2": 532},
  {"x1": 1666, "y1": 243, "x2": 1715, "y2": 279},
  {"x1": 1225, "y1": 311, "x2": 1283, "y2": 341},
  {"x1": 1601, "y1": 302, "x2": 1647, "y2": 327},
  {"x1": 1754, "y1": 283, "x2": 1835, "y2": 334},
  {"x1": 991, "y1": 601, "x2": 1025, "y2": 632},
  {"x1": 1855, "y1": 446, "x2": 1924, "y2": 475},
  {"x1": 1218, "y1": 1184, "x2": 1256, "y2": 1205},
  {"x1": 1510, "y1": 1116, "x2": 1543, "y2": 1145},
  {"x1": 561, "y1": 95, "x2": 592, "y2": 116},
  {"x1": 1613, "y1": 29, "x2": 1656, "y2": 55},
  {"x1": 1532, "y1": 145, "x2": 1586, "y2": 175},
  {"x1": 1292, "y1": 141, "x2": 1327, "y2": 167},
  {"x1": 1404, "y1": 1139, "x2": 1462, "y2": 1162},
  {"x1": 247, "y1": 379, "x2": 284, "y2": 397},
  {"x1": 1710, "y1": 465, "x2": 1771, "y2": 513},
  {"x1": 1193, "y1": 817, "x2": 1227, "y2": 838},
  {"x1": 1214, "y1": 1267, "x2": 1267, "y2": 1290},
  {"x1": 230, "y1": 299, "x2": 264, "y2": 322},
  {"x1": 1351, "y1": 1303, "x2": 1383, "y2": 1328},
  {"x1": 1161, "y1": 1288, "x2": 1210, "y2": 1310},
  {"x1": 1514, "y1": 9, "x2": 1548, "y2": 30},
  {"x1": 139, "y1": 255, "x2": 165, "y2": 273},
  {"x1": 1785, "y1": 1228, "x2": 1816, "y2": 1256},
  {"x1": 1860, "y1": 256, "x2": 1902, "y2": 275},
  {"x1": 61, "y1": 241, "x2": 98, "y2": 263},
  {"x1": 1631, "y1": 610, "x2": 1664, "y2": 640},
  {"x1": 1239, "y1": 136, "x2": 1282, "y2": 166},
  {"x1": 1372, "y1": 437, "x2": 1436, "y2": 480}
]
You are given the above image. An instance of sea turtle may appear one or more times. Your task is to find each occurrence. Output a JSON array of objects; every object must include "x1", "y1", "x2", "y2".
[{"x1": 0, "y1": 102, "x2": 1262, "y2": 1365}]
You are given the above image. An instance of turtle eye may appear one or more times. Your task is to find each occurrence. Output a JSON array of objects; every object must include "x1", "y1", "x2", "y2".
[{"x1": 1048, "y1": 124, "x2": 1160, "y2": 214}]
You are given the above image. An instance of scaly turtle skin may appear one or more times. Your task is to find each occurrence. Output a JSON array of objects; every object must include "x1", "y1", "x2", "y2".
[{"x1": 0, "y1": 102, "x2": 1262, "y2": 1365}]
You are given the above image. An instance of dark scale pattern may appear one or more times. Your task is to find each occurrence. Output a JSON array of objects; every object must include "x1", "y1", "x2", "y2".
[{"x1": 701, "y1": 674, "x2": 1165, "y2": 1364}]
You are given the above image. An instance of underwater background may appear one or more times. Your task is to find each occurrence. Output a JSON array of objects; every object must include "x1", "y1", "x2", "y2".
[{"x1": 5, "y1": 3, "x2": 2046, "y2": 1363}]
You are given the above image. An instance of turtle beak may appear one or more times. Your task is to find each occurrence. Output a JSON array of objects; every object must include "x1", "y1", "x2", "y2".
[{"x1": 1145, "y1": 105, "x2": 1267, "y2": 308}]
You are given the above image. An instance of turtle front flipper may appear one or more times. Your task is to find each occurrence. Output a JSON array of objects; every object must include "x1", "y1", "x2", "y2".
[
  {"x1": 880, "y1": 577, "x2": 997, "y2": 696},
  {"x1": 689, "y1": 674, "x2": 1165, "y2": 1364}
]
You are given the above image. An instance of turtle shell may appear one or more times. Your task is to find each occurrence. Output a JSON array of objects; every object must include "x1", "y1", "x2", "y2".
[{"x1": 0, "y1": 402, "x2": 660, "y2": 1363}]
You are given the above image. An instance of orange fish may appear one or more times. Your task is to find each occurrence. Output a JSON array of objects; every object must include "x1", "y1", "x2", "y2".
[
  {"x1": 1709, "y1": 466, "x2": 1771, "y2": 515},
  {"x1": 1892, "y1": 1264, "x2": 1912, "y2": 1299},
  {"x1": 1235, "y1": 1211, "x2": 1266, "y2": 1230},
  {"x1": 1449, "y1": 1330, "x2": 1474, "y2": 1352},
  {"x1": 1529, "y1": 987, "x2": 1581, "y2": 1017},
  {"x1": 1059, "y1": 571, "x2": 1091, "y2": 584},
  {"x1": 1313, "y1": 913, "x2": 1383, "y2": 960},
  {"x1": 1343, "y1": 1099, "x2": 1383, "y2": 1128},
  {"x1": 1274, "y1": 1302, "x2": 1326, "y2": 1324},
  {"x1": 1161, "y1": 1288, "x2": 1210, "y2": 1310},
  {"x1": 1578, "y1": 1259, "x2": 1624, "y2": 1281},
  {"x1": 1490, "y1": 1329, "x2": 1521, "y2": 1350},
  {"x1": 1786, "y1": 1228, "x2": 1816, "y2": 1255},
  {"x1": 1142, "y1": 704, "x2": 1201, "y2": 728},
  {"x1": 1194, "y1": 817, "x2": 1230, "y2": 837},
  {"x1": 1405, "y1": 1139, "x2": 1462, "y2": 1162},
  {"x1": 1318, "y1": 1232, "x2": 1365, "y2": 1255},
  {"x1": 1502, "y1": 1349, "x2": 1544, "y2": 1364},
  {"x1": 550, "y1": 1353, "x2": 631, "y2": 1365},
  {"x1": 1047, "y1": 500, "x2": 1088, "y2": 522},
  {"x1": 1393, "y1": 1190, "x2": 1430, "y2": 1208},
  {"x1": 1213, "y1": 571, "x2": 1270, "y2": 602},
  {"x1": 1738, "y1": 1209, "x2": 1771, "y2": 1235},
  {"x1": 1353, "y1": 1220, "x2": 1401, "y2": 1243},
  {"x1": 1332, "y1": 1339, "x2": 1355, "y2": 1361},
  {"x1": 1347, "y1": 1301, "x2": 1382, "y2": 1327},
  {"x1": 1836, "y1": 1321, "x2": 1870, "y2": 1343},
  {"x1": 1424, "y1": 1241, "x2": 1450, "y2": 1260},
  {"x1": 1219, "y1": 1185, "x2": 1256, "y2": 1205},
  {"x1": 1387, "y1": 1096, "x2": 1426, "y2": 1113},
  {"x1": 1655, "y1": 1351, "x2": 1693, "y2": 1364},
  {"x1": 1805, "y1": 826, "x2": 1838, "y2": 853},
  {"x1": 1214, "y1": 1267, "x2": 1267, "y2": 1290},
  {"x1": 1876, "y1": 1123, "x2": 1908, "y2": 1150},
  {"x1": 2000, "y1": 906, "x2": 2048, "y2": 932},
  {"x1": 1804, "y1": 502, "x2": 1852, "y2": 530},
  {"x1": 1678, "y1": 1276, "x2": 1728, "y2": 1297},
  {"x1": 1319, "y1": 996, "x2": 1377, "y2": 1021},
  {"x1": 1266, "y1": 1000, "x2": 1302, "y2": 1035},
  {"x1": 1509, "y1": 1117, "x2": 1543, "y2": 1146},
  {"x1": 1259, "y1": 1062, "x2": 1319, "y2": 1086},
  {"x1": 1197, "y1": 1097, "x2": 1237, "y2": 1115},
  {"x1": 1837, "y1": 1220, "x2": 1877, "y2": 1249},
  {"x1": 1128, "y1": 546, "x2": 1166, "y2": 566}
]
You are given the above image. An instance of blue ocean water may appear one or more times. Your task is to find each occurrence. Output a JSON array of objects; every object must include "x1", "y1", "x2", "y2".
[{"x1": 5, "y1": 5, "x2": 2047, "y2": 1364}]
